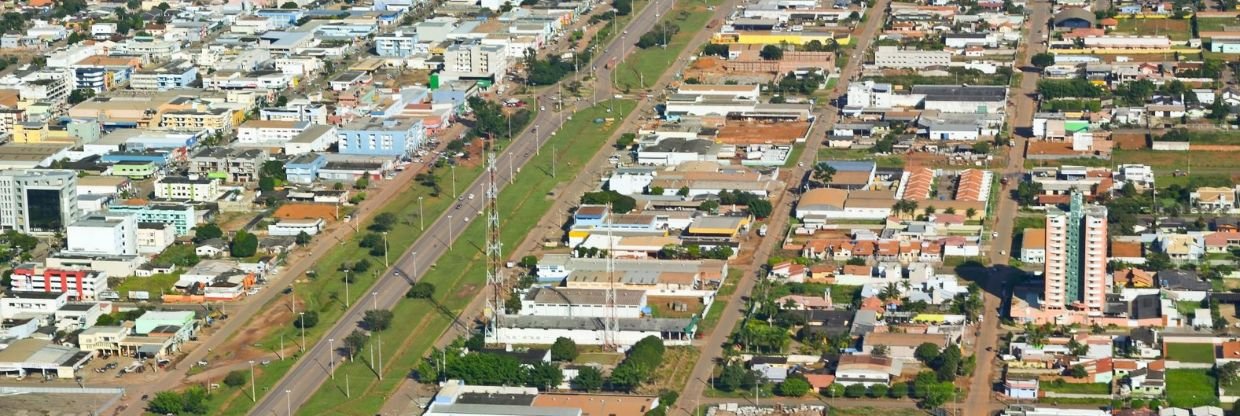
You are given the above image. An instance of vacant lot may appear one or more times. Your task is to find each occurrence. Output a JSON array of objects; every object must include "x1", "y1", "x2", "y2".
[
  {"x1": 1040, "y1": 381, "x2": 1112, "y2": 395},
  {"x1": 1197, "y1": 17, "x2": 1240, "y2": 33},
  {"x1": 1166, "y1": 343, "x2": 1216, "y2": 363},
  {"x1": 1166, "y1": 369, "x2": 1220, "y2": 408},
  {"x1": 1112, "y1": 149, "x2": 1240, "y2": 184},
  {"x1": 0, "y1": 392, "x2": 119, "y2": 416},
  {"x1": 1115, "y1": 18, "x2": 1190, "y2": 40}
]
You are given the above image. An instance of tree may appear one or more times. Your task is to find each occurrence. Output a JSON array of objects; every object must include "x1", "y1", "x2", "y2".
[
  {"x1": 1220, "y1": 361, "x2": 1240, "y2": 386},
  {"x1": 677, "y1": 186, "x2": 690, "y2": 197},
  {"x1": 760, "y1": 45, "x2": 784, "y2": 60},
  {"x1": 1069, "y1": 364, "x2": 1087, "y2": 378},
  {"x1": 1031, "y1": 52, "x2": 1055, "y2": 68},
  {"x1": 296, "y1": 231, "x2": 312, "y2": 245},
  {"x1": 608, "y1": 362, "x2": 644, "y2": 392},
  {"x1": 230, "y1": 230, "x2": 258, "y2": 258},
  {"x1": 259, "y1": 175, "x2": 276, "y2": 192},
  {"x1": 777, "y1": 374, "x2": 812, "y2": 397},
  {"x1": 872, "y1": 344, "x2": 890, "y2": 357},
  {"x1": 525, "y1": 362, "x2": 564, "y2": 390},
  {"x1": 812, "y1": 163, "x2": 837, "y2": 186},
  {"x1": 148, "y1": 391, "x2": 186, "y2": 414},
  {"x1": 193, "y1": 223, "x2": 223, "y2": 242},
  {"x1": 294, "y1": 310, "x2": 319, "y2": 328},
  {"x1": 580, "y1": 190, "x2": 637, "y2": 213},
  {"x1": 352, "y1": 258, "x2": 372, "y2": 273},
  {"x1": 363, "y1": 309, "x2": 394, "y2": 331},
  {"x1": 355, "y1": 176, "x2": 369, "y2": 189},
  {"x1": 716, "y1": 362, "x2": 760, "y2": 392},
  {"x1": 612, "y1": 0, "x2": 632, "y2": 15},
  {"x1": 551, "y1": 337, "x2": 578, "y2": 362},
  {"x1": 343, "y1": 329, "x2": 369, "y2": 358},
  {"x1": 890, "y1": 381, "x2": 909, "y2": 398},
  {"x1": 407, "y1": 282, "x2": 435, "y2": 299},
  {"x1": 371, "y1": 212, "x2": 397, "y2": 232},
  {"x1": 68, "y1": 88, "x2": 95, "y2": 104},
  {"x1": 748, "y1": 199, "x2": 773, "y2": 218},
  {"x1": 572, "y1": 366, "x2": 604, "y2": 391},
  {"x1": 935, "y1": 344, "x2": 961, "y2": 382},
  {"x1": 281, "y1": 1, "x2": 299, "y2": 7},
  {"x1": 223, "y1": 370, "x2": 246, "y2": 387},
  {"x1": 844, "y1": 383, "x2": 867, "y2": 398},
  {"x1": 868, "y1": 383, "x2": 889, "y2": 398},
  {"x1": 648, "y1": 186, "x2": 664, "y2": 195},
  {"x1": 1015, "y1": 181, "x2": 1044, "y2": 206},
  {"x1": 972, "y1": 141, "x2": 991, "y2": 154}
]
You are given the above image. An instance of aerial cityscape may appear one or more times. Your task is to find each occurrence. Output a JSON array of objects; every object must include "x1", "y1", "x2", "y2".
[{"x1": 0, "y1": 0, "x2": 1238, "y2": 415}]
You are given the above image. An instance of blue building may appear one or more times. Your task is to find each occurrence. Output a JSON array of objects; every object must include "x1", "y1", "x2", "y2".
[
  {"x1": 255, "y1": 9, "x2": 304, "y2": 26},
  {"x1": 284, "y1": 153, "x2": 327, "y2": 184},
  {"x1": 337, "y1": 117, "x2": 423, "y2": 157},
  {"x1": 375, "y1": 31, "x2": 420, "y2": 57},
  {"x1": 100, "y1": 150, "x2": 175, "y2": 167},
  {"x1": 106, "y1": 200, "x2": 197, "y2": 236}
]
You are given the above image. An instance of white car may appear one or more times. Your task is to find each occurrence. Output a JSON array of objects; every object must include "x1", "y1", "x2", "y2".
[{"x1": 992, "y1": 231, "x2": 999, "y2": 238}]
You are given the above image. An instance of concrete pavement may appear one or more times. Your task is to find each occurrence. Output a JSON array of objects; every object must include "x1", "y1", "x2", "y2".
[
  {"x1": 673, "y1": 0, "x2": 893, "y2": 413},
  {"x1": 960, "y1": 2, "x2": 1050, "y2": 415},
  {"x1": 247, "y1": 1, "x2": 682, "y2": 415}
]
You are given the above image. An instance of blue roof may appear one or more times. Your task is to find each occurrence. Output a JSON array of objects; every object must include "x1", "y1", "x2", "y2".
[{"x1": 821, "y1": 160, "x2": 876, "y2": 172}]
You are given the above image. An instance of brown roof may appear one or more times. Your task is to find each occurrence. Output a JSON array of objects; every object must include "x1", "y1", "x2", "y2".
[
  {"x1": 831, "y1": 171, "x2": 872, "y2": 186},
  {"x1": 903, "y1": 168, "x2": 934, "y2": 201},
  {"x1": 800, "y1": 188, "x2": 848, "y2": 208},
  {"x1": 842, "y1": 265, "x2": 870, "y2": 276},
  {"x1": 531, "y1": 394, "x2": 659, "y2": 415},
  {"x1": 955, "y1": 169, "x2": 987, "y2": 202},
  {"x1": 1022, "y1": 228, "x2": 1046, "y2": 250},
  {"x1": 273, "y1": 203, "x2": 338, "y2": 221},
  {"x1": 1110, "y1": 240, "x2": 1143, "y2": 258},
  {"x1": 1222, "y1": 341, "x2": 1240, "y2": 360},
  {"x1": 837, "y1": 354, "x2": 893, "y2": 370}
]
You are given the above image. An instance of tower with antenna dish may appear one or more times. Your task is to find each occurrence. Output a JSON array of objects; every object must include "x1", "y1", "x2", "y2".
[
  {"x1": 485, "y1": 152, "x2": 504, "y2": 343},
  {"x1": 603, "y1": 204, "x2": 619, "y2": 349}
]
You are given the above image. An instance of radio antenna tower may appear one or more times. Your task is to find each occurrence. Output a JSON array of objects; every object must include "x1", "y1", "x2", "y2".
[
  {"x1": 603, "y1": 204, "x2": 619, "y2": 349},
  {"x1": 485, "y1": 152, "x2": 504, "y2": 343}
]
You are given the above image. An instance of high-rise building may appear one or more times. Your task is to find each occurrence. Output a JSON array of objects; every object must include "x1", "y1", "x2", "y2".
[
  {"x1": 1043, "y1": 191, "x2": 1109, "y2": 312},
  {"x1": 0, "y1": 169, "x2": 79, "y2": 234}
]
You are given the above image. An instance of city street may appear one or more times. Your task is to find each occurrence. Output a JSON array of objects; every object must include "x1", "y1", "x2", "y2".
[
  {"x1": 673, "y1": 0, "x2": 894, "y2": 413},
  {"x1": 247, "y1": 0, "x2": 680, "y2": 414},
  {"x1": 959, "y1": 1, "x2": 1050, "y2": 415}
]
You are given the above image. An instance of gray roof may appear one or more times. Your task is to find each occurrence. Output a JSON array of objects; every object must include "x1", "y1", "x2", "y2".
[
  {"x1": 1053, "y1": 7, "x2": 1096, "y2": 26},
  {"x1": 524, "y1": 287, "x2": 645, "y2": 306},
  {"x1": 642, "y1": 137, "x2": 714, "y2": 154},
  {"x1": 497, "y1": 316, "x2": 695, "y2": 333},
  {"x1": 912, "y1": 85, "x2": 1007, "y2": 102},
  {"x1": 426, "y1": 403, "x2": 579, "y2": 416}
]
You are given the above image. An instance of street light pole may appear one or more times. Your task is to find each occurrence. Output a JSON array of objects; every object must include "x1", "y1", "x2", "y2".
[
  {"x1": 535, "y1": 125, "x2": 540, "y2": 155},
  {"x1": 285, "y1": 389, "x2": 292, "y2": 416},
  {"x1": 344, "y1": 270, "x2": 350, "y2": 309},
  {"x1": 552, "y1": 146, "x2": 557, "y2": 178},
  {"x1": 451, "y1": 164, "x2": 457, "y2": 199},
  {"x1": 328, "y1": 338, "x2": 335, "y2": 380},
  {"x1": 299, "y1": 312, "x2": 306, "y2": 352},
  {"x1": 248, "y1": 360, "x2": 256, "y2": 402},
  {"x1": 382, "y1": 231, "x2": 389, "y2": 269},
  {"x1": 412, "y1": 252, "x2": 418, "y2": 277},
  {"x1": 418, "y1": 196, "x2": 424, "y2": 231},
  {"x1": 447, "y1": 216, "x2": 453, "y2": 251}
]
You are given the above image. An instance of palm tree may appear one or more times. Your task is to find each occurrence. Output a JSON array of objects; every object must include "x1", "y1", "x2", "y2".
[
  {"x1": 965, "y1": 207, "x2": 977, "y2": 219},
  {"x1": 879, "y1": 282, "x2": 900, "y2": 302},
  {"x1": 944, "y1": 207, "x2": 956, "y2": 215},
  {"x1": 923, "y1": 205, "x2": 936, "y2": 218},
  {"x1": 812, "y1": 164, "x2": 837, "y2": 187}
]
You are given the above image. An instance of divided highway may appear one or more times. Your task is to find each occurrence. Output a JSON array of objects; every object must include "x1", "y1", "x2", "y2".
[{"x1": 249, "y1": 0, "x2": 677, "y2": 414}]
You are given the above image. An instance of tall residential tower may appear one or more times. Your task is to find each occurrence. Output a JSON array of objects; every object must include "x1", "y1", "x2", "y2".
[{"x1": 1043, "y1": 191, "x2": 1109, "y2": 312}]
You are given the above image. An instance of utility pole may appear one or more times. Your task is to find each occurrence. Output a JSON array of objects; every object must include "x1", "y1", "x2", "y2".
[
  {"x1": 447, "y1": 215, "x2": 453, "y2": 251},
  {"x1": 418, "y1": 196, "x2": 424, "y2": 231},
  {"x1": 248, "y1": 360, "x2": 256, "y2": 402},
  {"x1": 535, "y1": 125, "x2": 540, "y2": 155},
  {"x1": 298, "y1": 312, "x2": 306, "y2": 352},
  {"x1": 344, "y1": 269, "x2": 350, "y2": 308},
  {"x1": 328, "y1": 338, "x2": 335, "y2": 380},
  {"x1": 451, "y1": 164, "x2": 457, "y2": 199},
  {"x1": 382, "y1": 231, "x2": 389, "y2": 268}
]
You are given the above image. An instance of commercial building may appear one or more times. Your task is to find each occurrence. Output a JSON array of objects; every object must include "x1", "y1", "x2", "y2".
[
  {"x1": 154, "y1": 176, "x2": 222, "y2": 202},
  {"x1": 136, "y1": 222, "x2": 175, "y2": 254},
  {"x1": 66, "y1": 213, "x2": 138, "y2": 257},
  {"x1": 337, "y1": 117, "x2": 424, "y2": 157},
  {"x1": 490, "y1": 315, "x2": 696, "y2": 346},
  {"x1": 518, "y1": 287, "x2": 647, "y2": 319},
  {"x1": 236, "y1": 120, "x2": 311, "y2": 145},
  {"x1": 0, "y1": 338, "x2": 90, "y2": 379},
  {"x1": 106, "y1": 199, "x2": 198, "y2": 236},
  {"x1": 284, "y1": 153, "x2": 328, "y2": 184},
  {"x1": 1043, "y1": 192, "x2": 1108, "y2": 312},
  {"x1": 442, "y1": 42, "x2": 509, "y2": 80},
  {"x1": 283, "y1": 124, "x2": 337, "y2": 155},
  {"x1": 10, "y1": 264, "x2": 109, "y2": 301},
  {"x1": 0, "y1": 169, "x2": 79, "y2": 234},
  {"x1": 874, "y1": 46, "x2": 951, "y2": 69},
  {"x1": 912, "y1": 85, "x2": 1008, "y2": 114},
  {"x1": 129, "y1": 60, "x2": 199, "y2": 91},
  {"x1": 267, "y1": 218, "x2": 324, "y2": 236}
]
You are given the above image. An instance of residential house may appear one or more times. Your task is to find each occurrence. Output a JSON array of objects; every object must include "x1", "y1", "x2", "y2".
[{"x1": 833, "y1": 354, "x2": 900, "y2": 387}]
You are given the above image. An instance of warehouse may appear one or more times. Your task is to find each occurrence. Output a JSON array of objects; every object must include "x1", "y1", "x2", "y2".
[
  {"x1": 490, "y1": 316, "x2": 697, "y2": 347},
  {"x1": 912, "y1": 85, "x2": 1008, "y2": 114}
]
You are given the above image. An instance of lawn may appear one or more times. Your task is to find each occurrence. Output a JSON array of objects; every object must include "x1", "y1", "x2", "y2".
[
  {"x1": 1114, "y1": 17, "x2": 1190, "y2": 40},
  {"x1": 574, "y1": 352, "x2": 625, "y2": 366},
  {"x1": 1040, "y1": 381, "x2": 1112, "y2": 395},
  {"x1": 1166, "y1": 369, "x2": 1220, "y2": 408},
  {"x1": 1197, "y1": 17, "x2": 1240, "y2": 34},
  {"x1": 293, "y1": 101, "x2": 639, "y2": 416},
  {"x1": 208, "y1": 153, "x2": 487, "y2": 416},
  {"x1": 1166, "y1": 343, "x2": 1217, "y2": 363},
  {"x1": 612, "y1": 0, "x2": 721, "y2": 90},
  {"x1": 816, "y1": 148, "x2": 905, "y2": 168},
  {"x1": 113, "y1": 273, "x2": 180, "y2": 300}
]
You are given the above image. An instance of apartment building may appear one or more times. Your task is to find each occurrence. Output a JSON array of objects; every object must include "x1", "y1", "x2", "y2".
[
  {"x1": 66, "y1": 213, "x2": 138, "y2": 257},
  {"x1": 129, "y1": 60, "x2": 200, "y2": 91},
  {"x1": 1043, "y1": 192, "x2": 1108, "y2": 312},
  {"x1": 154, "y1": 176, "x2": 222, "y2": 202},
  {"x1": 0, "y1": 169, "x2": 79, "y2": 234},
  {"x1": 188, "y1": 147, "x2": 269, "y2": 183},
  {"x1": 873, "y1": 46, "x2": 951, "y2": 69},
  {"x1": 236, "y1": 120, "x2": 310, "y2": 145},
  {"x1": 159, "y1": 107, "x2": 234, "y2": 133},
  {"x1": 375, "y1": 30, "x2": 421, "y2": 57},
  {"x1": 442, "y1": 42, "x2": 508, "y2": 80},
  {"x1": 10, "y1": 265, "x2": 109, "y2": 301}
]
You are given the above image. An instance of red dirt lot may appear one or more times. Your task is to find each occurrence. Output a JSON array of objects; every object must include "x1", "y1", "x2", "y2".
[{"x1": 717, "y1": 120, "x2": 811, "y2": 144}]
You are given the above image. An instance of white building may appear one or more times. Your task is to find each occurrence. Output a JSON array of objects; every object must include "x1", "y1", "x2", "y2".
[
  {"x1": 236, "y1": 120, "x2": 310, "y2": 145},
  {"x1": 10, "y1": 265, "x2": 109, "y2": 301},
  {"x1": 0, "y1": 169, "x2": 80, "y2": 234},
  {"x1": 66, "y1": 213, "x2": 137, "y2": 257},
  {"x1": 136, "y1": 223, "x2": 176, "y2": 255},
  {"x1": 442, "y1": 42, "x2": 508, "y2": 80},
  {"x1": 874, "y1": 46, "x2": 951, "y2": 69},
  {"x1": 1044, "y1": 192, "x2": 1108, "y2": 312},
  {"x1": 606, "y1": 167, "x2": 657, "y2": 195},
  {"x1": 154, "y1": 176, "x2": 221, "y2": 202},
  {"x1": 490, "y1": 315, "x2": 695, "y2": 347},
  {"x1": 283, "y1": 125, "x2": 337, "y2": 155},
  {"x1": 267, "y1": 218, "x2": 324, "y2": 236},
  {"x1": 518, "y1": 287, "x2": 647, "y2": 319},
  {"x1": 845, "y1": 80, "x2": 894, "y2": 112}
]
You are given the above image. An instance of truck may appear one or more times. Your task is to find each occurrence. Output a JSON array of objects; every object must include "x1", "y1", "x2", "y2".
[{"x1": 758, "y1": 224, "x2": 768, "y2": 236}]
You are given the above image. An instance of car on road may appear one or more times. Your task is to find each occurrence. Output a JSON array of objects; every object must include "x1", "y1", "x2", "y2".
[
  {"x1": 468, "y1": 193, "x2": 475, "y2": 200},
  {"x1": 992, "y1": 231, "x2": 999, "y2": 238}
]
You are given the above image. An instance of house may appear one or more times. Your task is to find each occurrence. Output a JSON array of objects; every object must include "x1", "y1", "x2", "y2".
[
  {"x1": 1158, "y1": 270, "x2": 1209, "y2": 302},
  {"x1": 1190, "y1": 187, "x2": 1234, "y2": 212},
  {"x1": 1005, "y1": 375, "x2": 1039, "y2": 399},
  {"x1": 1116, "y1": 268, "x2": 1155, "y2": 288},
  {"x1": 861, "y1": 332, "x2": 950, "y2": 361},
  {"x1": 833, "y1": 354, "x2": 900, "y2": 386},
  {"x1": 1205, "y1": 232, "x2": 1240, "y2": 253},
  {"x1": 750, "y1": 356, "x2": 791, "y2": 382},
  {"x1": 1021, "y1": 229, "x2": 1046, "y2": 264},
  {"x1": 195, "y1": 239, "x2": 227, "y2": 258},
  {"x1": 1125, "y1": 328, "x2": 1161, "y2": 359}
]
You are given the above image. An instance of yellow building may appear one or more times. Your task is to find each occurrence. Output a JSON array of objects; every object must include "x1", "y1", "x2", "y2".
[
  {"x1": 711, "y1": 31, "x2": 852, "y2": 46},
  {"x1": 11, "y1": 122, "x2": 75, "y2": 144},
  {"x1": 160, "y1": 107, "x2": 235, "y2": 133},
  {"x1": 686, "y1": 216, "x2": 751, "y2": 238}
]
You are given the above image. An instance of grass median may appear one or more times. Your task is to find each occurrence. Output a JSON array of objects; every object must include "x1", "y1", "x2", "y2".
[
  {"x1": 613, "y1": 0, "x2": 721, "y2": 91},
  {"x1": 294, "y1": 100, "x2": 639, "y2": 415},
  {"x1": 204, "y1": 163, "x2": 484, "y2": 415}
]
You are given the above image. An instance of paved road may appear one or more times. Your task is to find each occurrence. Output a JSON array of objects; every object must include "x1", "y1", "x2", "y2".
[
  {"x1": 110, "y1": 137, "x2": 449, "y2": 416},
  {"x1": 960, "y1": 2, "x2": 1049, "y2": 416},
  {"x1": 673, "y1": 0, "x2": 893, "y2": 413},
  {"x1": 248, "y1": 2, "x2": 679, "y2": 415}
]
